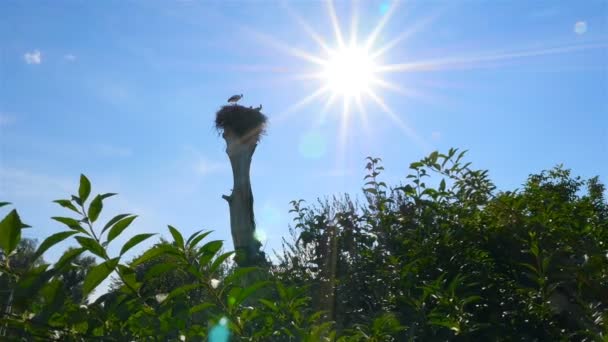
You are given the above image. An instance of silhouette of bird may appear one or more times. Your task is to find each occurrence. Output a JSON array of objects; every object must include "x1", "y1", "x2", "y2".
[
  {"x1": 254, "y1": 104, "x2": 262, "y2": 111},
  {"x1": 227, "y1": 94, "x2": 243, "y2": 105}
]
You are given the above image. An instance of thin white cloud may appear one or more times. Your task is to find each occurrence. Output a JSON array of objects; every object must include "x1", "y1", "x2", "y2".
[
  {"x1": 0, "y1": 112, "x2": 16, "y2": 127},
  {"x1": 196, "y1": 158, "x2": 225, "y2": 175},
  {"x1": 0, "y1": 167, "x2": 72, "y2": 200},
  {"x1": 182, "y1": 145, "x2": 227, "y2": 175},
  {"x1": 97, "y1": 83, "x2": 130, "y2": 105},
  {"x1": 96, "y1": 144, "x2": 133, "y2": 158},
  {"x1": 24, "y1": 50, "x2": 42, "y2": 64},
  {"x1": 64, "y1": 54, "x2": 77, "y2": 62}
]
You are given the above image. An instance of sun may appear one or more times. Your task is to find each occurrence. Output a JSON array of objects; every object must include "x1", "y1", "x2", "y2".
[
  {"x1": 322, "y1": 45, "x2": 377, "y2": 98},
  {"x1": 260, "y1": 0, "x2": 418, "y2": 138},
  {"x1": 255, "y1": 0, "x2": 600, "y2": 152}
]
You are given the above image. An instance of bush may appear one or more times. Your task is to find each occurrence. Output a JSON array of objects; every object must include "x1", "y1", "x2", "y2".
[{"x1": 0, "y1": 149, "x2": 606, "y2": 340}]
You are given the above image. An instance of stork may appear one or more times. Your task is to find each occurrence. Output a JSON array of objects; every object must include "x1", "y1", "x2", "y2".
[
  {"x1": 227, "y1": 94, "x2": 243, "y2": 105},
  {"x1": 254, "y1": 104, "x2": 262, "y2": 111}
]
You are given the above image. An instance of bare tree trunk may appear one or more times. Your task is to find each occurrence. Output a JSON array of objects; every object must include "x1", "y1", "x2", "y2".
[
  {"x1": 317, "y1": 224, "x2": 338, "y2": 323},
  {"x1": 327, "y1": 224, "x2": 338, "y2": 321},
  {"x1": 221, "y1": 130, "x2": 264, "y2": 267}
]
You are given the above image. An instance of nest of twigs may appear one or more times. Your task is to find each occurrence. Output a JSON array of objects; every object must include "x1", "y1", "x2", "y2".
[{"x1": 215, "y1": 105, "x2": 267, "y2": 141}]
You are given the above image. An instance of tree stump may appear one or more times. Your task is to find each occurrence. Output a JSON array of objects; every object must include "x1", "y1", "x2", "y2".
[{"x1": 215, "y1": 105, "x2": 267, "y2": 267}]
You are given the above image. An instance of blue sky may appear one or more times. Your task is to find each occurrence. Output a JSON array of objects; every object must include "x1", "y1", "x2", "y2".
[{"x1": 1, "y1": 1, "x2": 606, "y2": 295}]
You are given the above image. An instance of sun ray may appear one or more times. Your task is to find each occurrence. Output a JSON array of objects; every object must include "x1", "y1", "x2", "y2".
[
  {"x1": 371, "y1": 11, "x2": 441, "y2": 59},
  {"x1": 274, "y1": 86, "x2": 331, "y2": 124},
  {"x1": 316, "y1": 93, "x2": 338, "y2": 127},
  {"x1": 364, "y1": 0, "x2": 400, "y2": 50},
  {"x1": 250, "y1": 31, "x2": 329, "y2": 66},
  {"x1": 354, "y1": 94, "x2": 372, "y2": 141},
  {"x1": 365, "y1": 88, "x2": 430, "y2": 151},
  {"x1": 327, "y1": 0, "x2": 345, "y2": 47},
  {"x1": 281, "y1": 1, "x2": 333, "y2": 54},
  {"x1": 290, "y1": 71, "x2": 326, "y2": 81},
  {"x1": 336, "y1": 96, "x2": 352, "y2": 172},
  {"x1": 349, "y1": 0, "x2": 359, "y2": 46},
  {"x1": 376, "y1": 42, "x2": 608, "y2": 73},
  {"x1": 371, "y1": 78, "x2": 426, "y2": 99}
]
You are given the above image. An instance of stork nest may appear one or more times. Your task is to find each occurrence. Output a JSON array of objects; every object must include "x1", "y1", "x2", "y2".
[{"x1": 215, "y1": 105, "x2": 267, "y2": 141}]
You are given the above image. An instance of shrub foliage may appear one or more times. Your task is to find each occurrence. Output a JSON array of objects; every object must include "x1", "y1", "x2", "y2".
[{"x1": 0, "y1": 149, "x2": 606, "y2": 340}]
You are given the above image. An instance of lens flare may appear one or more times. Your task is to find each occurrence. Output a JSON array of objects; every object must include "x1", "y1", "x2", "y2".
[
  {"x1": 254, "y1": 228, "x2": 268, "y2": 243},
  {"x1": 209, "y1": 317, "x2": 230, "y2": 342},
  {"x1": 298, "y1": 130, "x2": 328, "y2": 159}
]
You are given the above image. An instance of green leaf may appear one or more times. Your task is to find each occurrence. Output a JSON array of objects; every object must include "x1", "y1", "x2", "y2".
[
  {"x1": 79, "y1": 174, "x2": 91, "y2": 203},
  {"x1": 74, "y1": 321, "x2": 89, "y2": 334},
  {"x1": 462, "y1": 295, "x2": 482, "y2": 306},
  {"x1": 236, "y1": 281, "x2": 270, "y2": 306},
  {"x1": 167, "y1": 283, "x2": 201, "y2": 301},
  {"x1": 227, "y1": 287, "x2": 242, "y2": 309},
  {"x1": 529, "y1": 241, "x2": 539, "y2": 257},
  {"x1": 186, "y1": 229, "x2": 204, "y2": 245},
  {"x1": 132, "y1": 244, "x2": 173, "y2": 267},
  {"x1": 53, "y1": 199, "x2": 81, "y2": 214},
  {"x1": 87, "y1": 195, "x2": 103, "y2": 223},
  {"x1": 198, "y1": 240, "x2": 223, "y2": 266},
  {"x1": 210, "y1": 251, "x2": 235, "y2": 274},
  {"x1": 429, "y1": 151, "x2": 439, "y2": 164},
  {"x1": 101, "y1": 213, "x2": 131, "y2": 235},
  {"x1": 34, "y1": 231, "x2": 78, "y2": 261},
  {"x1": 120, "y1": 233, "x2": 156, "y2": 256},
  {"x1": 168, "y1": 225, "x2": 184, "y2": 249},
  {"x1": 0, "y1": 202, "x2": 11, "y2": 208},
  {"x1": 144, "y1": 263, "x2": 175, "y2": 280},
  {"x1": 107, "y1": 215, "x2": 138, "y2": 243},
  {"x1": 52, "y1": 217, "x2": 90, "y2": 235},
  {"x1": 188, "y1": 231, "x2": 213, "y2": 249},
  {"x1": 259, "y1": 299, "x2": 279, "y2": 312},
  {"x1": 448, "y1": 147, "x2": 456, "y2": 158},
  {"x1": 89, "y1": 193, "x2": 117, "y2": 223},
  {"x1": 189, "y1": 303, "x2": 214, "y2": 314},
  {"x1": 116, "y1": 264, "x2": 140, "y2": 292},
  {"x1": 99, "y1": 193, "x2": 117, "y2": 200},
  {"x1": 0, "y1": 209, "x2": 23, "y2": 254},
  {"x1": 439, "y1": 179, "x2": 446, "y2": 192},
  {"x1": 75, "y1": 236, "x2": 107, "y2": 259},
  {"x1": 54, "y1": 247, "x2": 85, "y2": 269},
  {"x1": 83, "y1": 258, "x2": 119, "y2": 296},
  {"x1": 71, "y1": 195, "x2": 83, "y2": 206},
  {"x1": 542, "y1": 255, "x2": 552, "y2": 272},
  {"x1": 224, "y1": 267, "x2": 257, "y2": 286},
  {"x1": 519, "y1": 262, "x2": 538, "y2": 274},
  {"x1": 37, "y1": 279, "x2": 67, "y2": 322},
  {"x1": 456, "y1": 149, "x2": 467, "y2": 162}
]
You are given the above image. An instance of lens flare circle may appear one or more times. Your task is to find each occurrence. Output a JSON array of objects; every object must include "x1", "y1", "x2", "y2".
[{"x1": 323, "y1": 45, "x2": 377, "y2": 98}]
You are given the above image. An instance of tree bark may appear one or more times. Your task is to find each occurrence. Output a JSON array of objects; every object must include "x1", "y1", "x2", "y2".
[
  {"x1": 319, "y1": 224, "x2": 338, "y2": 322},
  {"x1": 222, "y1": 130, "x2": 264, "y2": 267}
]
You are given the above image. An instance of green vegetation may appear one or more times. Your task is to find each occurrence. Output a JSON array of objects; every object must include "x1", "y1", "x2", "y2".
[{"x1": 0, "y1": 149, "x2": 606, "y2": 340}]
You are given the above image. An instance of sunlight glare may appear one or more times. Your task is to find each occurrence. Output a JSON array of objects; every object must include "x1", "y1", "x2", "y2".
[
  {"x1": 299, "y1": 130, "x2": 328, "y2": 159},
  {"x1": 323, "y1": 46, "x2": 377, "y2": 98}
]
